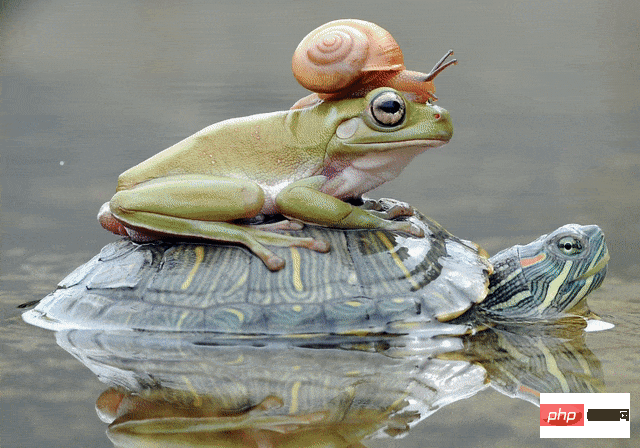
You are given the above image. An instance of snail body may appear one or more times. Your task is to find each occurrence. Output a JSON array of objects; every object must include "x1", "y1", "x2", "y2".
[{"x1": 291, "y1": 19, "x2": 456, "y2": 109}]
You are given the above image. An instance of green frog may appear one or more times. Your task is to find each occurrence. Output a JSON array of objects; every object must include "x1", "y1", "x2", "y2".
[{"x1": 99, "y1": 88, "x2": 453, "y2": 270}]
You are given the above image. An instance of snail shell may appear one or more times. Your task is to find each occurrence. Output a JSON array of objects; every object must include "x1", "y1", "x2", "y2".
[
  {"x1": 292, "y1": 19, "x2": 405, "y2": 94},
  {"x1": 291, "y1": 19, "x2": 457, "y2": 109}
]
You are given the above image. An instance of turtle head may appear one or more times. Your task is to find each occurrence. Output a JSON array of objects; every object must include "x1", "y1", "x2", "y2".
[{"x1": 482, "y1": 224, "x2": 609, "y2": 317}]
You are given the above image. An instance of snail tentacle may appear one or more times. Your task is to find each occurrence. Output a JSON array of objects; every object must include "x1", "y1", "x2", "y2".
[{"x1": 424, "y1": 50, "x2": 458, "y2": 82}]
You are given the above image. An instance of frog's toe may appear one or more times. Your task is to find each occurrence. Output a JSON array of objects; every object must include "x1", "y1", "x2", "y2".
[
  {"x1": 385, "y1": 203, "x2": 414, "y2": 219},
  {"x1": 263, "y1": 254, "x2": 286, "y2": 271},
  {"x1": 257, "y1": 219, "x2": 305, "y2": 231},
  {"x1": 98, "y1": 202, "x2": 129, "y2": 236},
  {"x1": 408, "y1": 223, "x2": 425, "y2": 238},
  {"x1": 245, "y1": 241, "x2": 286, "y2": 271},
  {"x1": 289, "y1": 236, "x2": 330, "y2": 253},
  {"x1": 376, "y1": 198, "x2": 414, "y2": 218},
  {"x1": 286, "y1": 221, "x2": 305, "y2": 231},
  {"x1": 309, "y1": 238, "x2": 331, "y2": 253},
  {"x1": 392, "y1": 221, "x2": 425, "y2": 238}
]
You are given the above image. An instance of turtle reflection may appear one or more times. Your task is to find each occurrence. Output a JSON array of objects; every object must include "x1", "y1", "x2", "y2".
[{"x1": 52, "y1": 320, "x2": 602, "y2": 448}]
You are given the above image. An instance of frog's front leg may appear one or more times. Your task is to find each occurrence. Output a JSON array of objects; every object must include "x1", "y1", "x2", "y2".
[
  {"x1": 101, "y1": 174, "x2": 329, "y2": 271},
  {"x1": 275, "y1": 177, "x2": 425, "y2": 237}
]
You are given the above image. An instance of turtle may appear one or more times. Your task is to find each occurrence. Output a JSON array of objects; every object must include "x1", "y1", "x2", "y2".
[{"x1": 22, "y1": 199, "x2": 609, "y2": 335}]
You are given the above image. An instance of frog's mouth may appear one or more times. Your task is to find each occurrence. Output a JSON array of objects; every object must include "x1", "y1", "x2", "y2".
[{"x1": 344, "y1": 139, "x2": 449, "y2": 152}]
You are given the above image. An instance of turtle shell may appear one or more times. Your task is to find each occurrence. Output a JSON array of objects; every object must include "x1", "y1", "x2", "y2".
[{"x1": 23, "y1": 211, "x2": 492, "y2": 335}]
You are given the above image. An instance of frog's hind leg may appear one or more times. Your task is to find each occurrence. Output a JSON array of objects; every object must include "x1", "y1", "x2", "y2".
[
  {"x1": 106, "y1": 175, "x2": 329, "y2": 271},
  {"x1": 121, "y1": 215, "x2": 328, "y2": 271},
  {"x1": 159, "y1": 216, "x2": 330, "y2": 271}
]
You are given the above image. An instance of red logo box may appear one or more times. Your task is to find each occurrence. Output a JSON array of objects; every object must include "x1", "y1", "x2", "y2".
[{"x1": 540, "y1": 404, "x2": 585, "y2": 426}]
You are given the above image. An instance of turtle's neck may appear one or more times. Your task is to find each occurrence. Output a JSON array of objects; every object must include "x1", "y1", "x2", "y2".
[{"x1": 480, "y1": 247, "x2": 532, "y2": 314}]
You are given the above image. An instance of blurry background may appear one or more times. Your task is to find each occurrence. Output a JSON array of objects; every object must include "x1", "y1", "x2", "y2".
[{"x1": 1, "y1": 1, "x2": 638, "y2": 447}]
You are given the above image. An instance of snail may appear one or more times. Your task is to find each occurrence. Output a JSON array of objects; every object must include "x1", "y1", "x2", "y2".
[{"x1": 291, "y1": 19, "x2": 457, "y2": 109}]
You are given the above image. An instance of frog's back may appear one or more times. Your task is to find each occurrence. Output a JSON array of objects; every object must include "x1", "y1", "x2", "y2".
[{"x1": 116, "y1": 109, "x2": 328, "y2": 191}]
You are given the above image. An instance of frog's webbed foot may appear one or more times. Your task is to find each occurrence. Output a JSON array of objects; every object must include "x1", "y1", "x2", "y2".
[
  {"x1": 355, "y1": 198, "x2": 423, "y2": 237},
  {"x1": 359, "y1": 197, "x2": 415, "y2": 219},
  {"x1": 229, "y1": 217, "x2": 328, "y2": 270},
  {"x1": 381, "y1": 219, "x2": 425, "y2": 238},
  {"x1": 238, "y1": 226, "x2": 330, "y2": 271}
]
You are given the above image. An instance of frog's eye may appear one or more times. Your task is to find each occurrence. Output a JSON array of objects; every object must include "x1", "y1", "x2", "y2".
[
  {"x1": 556, "y1": 236, "x2": 584, "y2": 256},
  {"x1": 368, "y1": 91, "x2": 406, "y2": 127}
]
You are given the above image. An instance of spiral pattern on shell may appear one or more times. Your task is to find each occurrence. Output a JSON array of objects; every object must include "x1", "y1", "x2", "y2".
[
  {"x1": 292, "y1": 20, "x2": 405, "y2": 94},
  {"x1": 293, "y1": 25, "x2": 369, "y2": 93},
  {"x1": 305, "y1": 26, "x2": 366, "y2": 66}
]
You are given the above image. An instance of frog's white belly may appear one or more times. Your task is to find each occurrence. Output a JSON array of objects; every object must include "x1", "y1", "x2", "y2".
[
  {"x1": 255, "y1": 141, "x2": 442, "y2": 214},
  {"x1": 259, "y1": 180, "x2": 295, "y2": 214},
  {"x1": 320, "y1": 143, "x2": 438, "y2": 199}
]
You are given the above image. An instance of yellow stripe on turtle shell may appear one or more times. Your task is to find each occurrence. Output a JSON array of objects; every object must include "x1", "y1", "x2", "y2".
[
  {"x1": 183, "y1": 377, "x2": 203, "y2": 407},
  {"x1": 223, "y1": 307, "x2": 245, "y2": 323},
  {"x1": 181, "y1": 246, "x2": 205, "y2": 290},
  {"x1": 176, "y1": 311, "x2": 190, "y2": 329},
  {"x1": 289, "y1": 381, "x2": 302, "y2": 414},
  {"x1": 225, "y1": 355, "x2": 244, "y2": 365},
  {"x1": 290, "y1": 247, "x2": 304, "y2": 292},
  {"x1": 376, "y1": 231, "x2": 420, "y2": 289}
]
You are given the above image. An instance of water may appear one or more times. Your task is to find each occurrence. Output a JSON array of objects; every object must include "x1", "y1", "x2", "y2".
[{"x1": 1, "y1": 0, "x2": 639, "y2": 446}]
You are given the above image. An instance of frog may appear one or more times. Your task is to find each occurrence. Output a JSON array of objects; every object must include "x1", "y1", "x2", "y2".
[{"x1": 98, "y1": 87, "x2": 453, "y2": 271}]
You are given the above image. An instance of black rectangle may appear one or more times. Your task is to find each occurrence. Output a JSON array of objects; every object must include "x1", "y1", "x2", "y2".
[{"x1": 587, "y1": 409, "x2": 629, "y2": 421}]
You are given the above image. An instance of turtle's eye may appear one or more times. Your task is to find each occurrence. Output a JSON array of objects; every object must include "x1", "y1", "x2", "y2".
[
  {"x1": 556, "y1": 236, "x2": 584, "y2": 256},
  {"x1": 368, "y1": 91, "x2": 406, "y2": 127}
]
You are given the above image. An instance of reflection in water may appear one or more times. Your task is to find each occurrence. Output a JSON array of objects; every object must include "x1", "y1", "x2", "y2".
[{"x1": 46, "y1": 320, "x2": 602, "y2": 447}]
